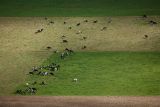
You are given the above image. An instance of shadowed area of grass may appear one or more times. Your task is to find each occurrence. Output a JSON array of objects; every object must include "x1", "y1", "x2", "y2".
[
  {"x1": 23, "y1": 51, "x2": 160, "y2": 95},
  {"x1": 0, "y1": 0, "x2": 160, "y2": 16}
]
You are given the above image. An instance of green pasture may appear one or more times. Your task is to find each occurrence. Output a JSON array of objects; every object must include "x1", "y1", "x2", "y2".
[{"x1": 21, "y1": 51, "x2": 160, "y2": 95}]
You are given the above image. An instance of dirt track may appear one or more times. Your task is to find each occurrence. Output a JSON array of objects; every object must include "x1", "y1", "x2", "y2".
[{"x1": 0, "y1": 96, "x2": 160, "y2": 107}]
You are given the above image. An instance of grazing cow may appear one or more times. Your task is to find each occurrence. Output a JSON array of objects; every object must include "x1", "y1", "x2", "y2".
[
  {"x1": 46, "y1": 46, "x2": 52, "y2": 50},
  {"x1": 16, "y1": 89, "x2": 22, "y2": 94},
  {"x1": 56, "y1": 65, "x2": 60, "y2": 70},
  {"x1": 65, "y1": 48, "x2": 74, "y2": 54},
  {"x1": 26, "y1": 83, "x2": 29, "y2": 86},
  {"x1": 27, "y1": 87, "x2": 37, "y2": 94},
  {"x1": 43, "y1": 72, "x2": 48, "y2": 76},
  {"x1": 143, "y1": 14, "x2": 147, "y2": 18},
  {"x1": 35, "y1": 30, "x2": 40, "y2": 34},
  {"x1": 61, "y1": 52, "x2": 65, "y2": 59},
  {"x1": 84, "y1": 20, "x2": 88, "y2": 22},
  {"x1": 149, "y1": 20, "x2": 157, "y2": 24},
  {"x1": 31, "y1": 87, "x2": 37, "y2": 94},
  {"x1": 64, "y1": 21, "x2": 66, "y2": 24},
  {"x1": 54, "y1": 50, "x2": 59, "y2": 53},
  {"x1": 64, "y1": 50, "x2": 69, "y2": 56},
  {"x1": 76, "y1": 30, "x2": 82, "y2": 34},
  {"x1": 54, "y1": 67, "x2": 58, "y2": 71},
  {"x1": 50, "y1": 72, "x2": 54, "y2": 75},
  {"x1": 101, "y1": 27, "x2": 107, "y2": 31},
  {"x1": 73, "y1": 78, "x2": 78, "y2": 82},
  {"x1": 50, "y1": 21, "x2": 54, "y2": 24},
  {"x1": 32, "y1": 67, "x2": 38, "y2": 72},
  {"x1": 41, "y1": 81, "x2": 46, "y2": 85},
  {"x1": 29, "y1": 72, "x2": 34, "y2": 75},
  {"x1": 76, "y1": 23, "x2": 80, "y2": 26},
  {"x1": 61, "y1": 35, "x2": 66, "y2": 38},
  {"x1": 35, "y1": 28, "x2": 44, "y2": 34},
  {"x1": 144, "y1": 35, "x2": 148, "y2": 39},
  {"x1": 40, "y1": 29, "x2": 43, "y2": 32},
  {"x1": 16, "y1": 89, "x2": 26, "y2": 95},
  {"x1": 63, "y1": 40, "x2": 68, "y2": 43},
  {"x1": 83, "y1": 37, "x2": 87, "y2": 40},
  {"x1": 82, "y1": 45, "x2": 87, "y2": 49},
  {"x1": 93, "y1": 20, "x2": 98, "y2": 23},
  {"x1": 32, "y1": 81, "x2": 37, "y2": 85},
  {"x1": 68, "y1": 27, "x2": 72, "y2": 29},
  {"x1": 37, "y1": 71, "x2": 42, "y2": 75}
]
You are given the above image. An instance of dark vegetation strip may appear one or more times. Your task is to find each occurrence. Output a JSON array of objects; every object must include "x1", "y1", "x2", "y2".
[{"x1": 0, "y1": 0, "x2": 160, "y2": 16}]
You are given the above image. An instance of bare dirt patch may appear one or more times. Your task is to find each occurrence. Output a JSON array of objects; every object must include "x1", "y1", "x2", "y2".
[{"x1": 0, "y1": 96, "x2": 160, "y2": 107}]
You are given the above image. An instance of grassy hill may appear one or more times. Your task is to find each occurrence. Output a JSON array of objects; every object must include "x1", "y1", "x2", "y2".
[{"x1": 0, "y1": 0, "x2": 160, "y2": 16}]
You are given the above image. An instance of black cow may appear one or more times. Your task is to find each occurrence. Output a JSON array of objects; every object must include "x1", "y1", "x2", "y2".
[
  {"x1": 144, "y1": 35, "x2": 148, "y2": 39},
  {"x1": 76, "y1": 23, "x2": 80, "y2": 26},
  {"x1": 50, "y1": 21, "x2": 54, "y2": 24},
  {"x1": 142, "y1": 14, "x2": 147, "y2": 18},
  {"x1": 82, "y1": 45, "x2": 87, "y2": 49},
  {"x1": 149, "y1": 20, "x2": 157, "y2": 24},
  {"x1": 35, "y1": 28, "x2": 44, "y2": 34},
  {"x1": 63, "y1": 40, "x2": 68, "y2": 43},
  {"x1": 50, "y1": 72, "x2": 54, "y2": 75},
  {"x1": 46, "y1": 46, "x2": 52, "y2": 50},
  {"x1": 93, "y1": 20, "x2": 98, "y2": 23},
  {"x1": 84, "y1": 20, "x2": 88, "y2": 22}
]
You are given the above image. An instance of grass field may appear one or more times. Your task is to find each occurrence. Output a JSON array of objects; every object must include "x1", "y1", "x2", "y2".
[
  {"x1": 0, "y1": 0, "x2": 160, "y2": 16},
  {"x1": 21, "y1": 51, "x2": 160, "y2": 95},
  {"x1": 0, "y1": 16, "x2": 160, "y2": 95}
]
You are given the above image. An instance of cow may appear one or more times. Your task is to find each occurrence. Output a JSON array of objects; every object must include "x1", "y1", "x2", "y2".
[
  {"x1": 93, "y1": 20, "x2": 98, "y2": 23},
  {"x1": 101, "y1": 27, "x2": 107, "y2": 31},
  {"x1": 41, "y1": 81, "x2": 46, "y2": 85},
  {"x1": 84, "y1": 20, "x2": 88, "y2": 22},
  {"x1": 73, "y1": 78, "x2": 78, "y2": 82},
  {"x1": 76, "y1": 23, "x2": 80, "y2": 26},
  {"x1": 149, "y1": 20, "x2": 157, "y2": 25},
  {"x1": 63, "y1": 40, "x2": 68, "y2": 43},
  {"x1": 35, "y1": 28, "x2": 44, "y2": 34},
  {"x1": 82, "y1": 45, "x2": 87, "y2": 49},
  {"x1": 142, "y1": 14, "x2": 147, "y2": 18},
  {"x1": 46, "y1": 46, "x2": 52, "y2": 50},
  {"x1": 68, "y1": 26, "x2": 72, "y2": 29},
  {"x1": 144, "y1": 35, "x2": 148, "y2": 39},
  {"x1": 50, "y1": 21, "x2": 54, "y2": 24},
  {"x1": 29, "y1": 72, "x2": 34, "y2": 75},
  {"x1": 61, "y1": 52, "x2": 65, "y2": 59},
  {"x1": 50, "y1": 72, "x2": 54, "y2": 75}
]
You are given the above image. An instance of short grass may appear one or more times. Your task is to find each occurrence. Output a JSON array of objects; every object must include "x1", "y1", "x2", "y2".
[
  {"x1": 23, "y1": 51, "x2": 160, "y2": 95},
  {"x1": 0, "y1": 0, "x2": 160, "y2": 16},
  {"x1": 0, "y1": 17, "x2": 160, "y2": 95}
]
